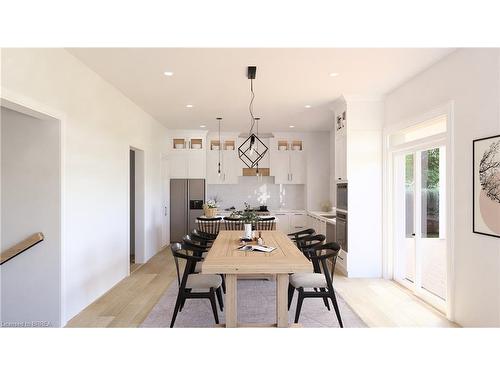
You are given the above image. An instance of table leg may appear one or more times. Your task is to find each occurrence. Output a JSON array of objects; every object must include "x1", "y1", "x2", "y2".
[
  {"x1": 276, "y1": 273, "x2": 289, "y2": 328},
  {"x1": 225, "y1": 274, "x2": 237, "y2": 328}
]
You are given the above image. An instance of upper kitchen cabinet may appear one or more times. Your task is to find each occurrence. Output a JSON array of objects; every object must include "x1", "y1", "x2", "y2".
[
  {"x1": 168, "y1": 131, "x2": 207, "y2": 178},
  {"x1": 206, "y1": 133, "x2": 240, "y2": 184},
  {"x1": 269, "y1": 138, "x2": 306, "y2": 184}
]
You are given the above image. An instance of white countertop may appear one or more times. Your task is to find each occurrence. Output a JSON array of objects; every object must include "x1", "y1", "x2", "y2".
[{"x1": 307, "y1": 211, "x2": 336, "y2": 224}]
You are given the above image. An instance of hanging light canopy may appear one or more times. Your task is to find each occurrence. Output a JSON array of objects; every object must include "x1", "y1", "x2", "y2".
[{"x1": 238, "y1": 66, "x2": 268, "y2": 168}]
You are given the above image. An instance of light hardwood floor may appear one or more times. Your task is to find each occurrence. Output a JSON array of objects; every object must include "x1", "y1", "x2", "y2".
[{"x1": 66, "y1": 248, "x2": 457, "y2": 328}]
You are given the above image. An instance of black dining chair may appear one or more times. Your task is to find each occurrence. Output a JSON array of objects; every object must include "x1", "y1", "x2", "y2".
[
  {"x1": 197, "y1": 217, "x2": 222, "y2": 236},
  {"x1": 295, "y1": 234, "x2": 330, "y2": 310},
  {"x1": 288, "y1": 242, "x2": 343, "y2": 327},
  {"x1": 256, "y1": 216, "x2": 276, "y2": 231},
  {"x1": 223, "y1": 217, "x2": 244, "y2": 230},
  {"x1": 288, "y1": 228, "x2": 315, "y2": 244},
  {"x1": 170, "y1": 243, "x2": 224, "y2": 328},
  {"x1": 191, "y1": 229, "x2": 216, "y2": 246},
  {"x1": 296, "y1": 234, "x2": 326, "y2": 258}
]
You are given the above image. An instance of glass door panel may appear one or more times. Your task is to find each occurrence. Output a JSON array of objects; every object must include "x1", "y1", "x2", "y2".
[
  {"x1": 420, "y1": 147, "x2": 446, "y2": 300},
  {"x1": 404, "y1": 153, "x2": 415, "y2": 283}
]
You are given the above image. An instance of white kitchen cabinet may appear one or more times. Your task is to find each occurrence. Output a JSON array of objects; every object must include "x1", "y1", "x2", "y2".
[
  {"x1": 168, "y1": 150, "x2": 206, "y2": 178},
  {"x1": 222, "y1": 150, "x2": 240, "y2": 184},
  {"x1": 273, "y1": 212, "x2": 290, "y2": 233},
  {"x1": 206, "y1": 150, "x2": 239, "y2": 184},
  {"x1": 307, "y1": 213, "x2": 327, "y2": 237},
  {"x1": 290, "y1": 213, "x2": 307, "y2": 231},
  {"x1": 289, "y1": 151, "x2": 306, "y2": 184},
  {"x1": 168, "y1": 152, "x2": 188, "y2": 178},
  {"x1": 187, "y1": 152, "x2": 206, "y2": 178},
  {"x1": 270, "y1": 150, "x2": 306, "y2": 184},
  {"x1": 335, "y1": 134, "x2": 347, "y2": 181},
  {"x1": 270, "y1": 150, "x2": 290, "y2": 184},
  {"x1": 206, "y1": 151, "x2": 224, "y2": 184}
]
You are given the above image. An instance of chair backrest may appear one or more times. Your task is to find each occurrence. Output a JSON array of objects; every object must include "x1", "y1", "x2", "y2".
[
  {"x1": 304, "y1": 242, "x2": 340, "y2": 289},
  {"x1": 197, "y1": 217, "x2": 222, "y2": 235},
  {"x1": 182, "y1": 234, "x2": 209, "y2": 248},
  {"x1": 223, "y1": 217, "x2": 244, "y2": 230},
  {"x1": 170, "y1": 243, "x2": 204, "y2": 288},
  {"x1": 288, "y1": 228, "x2": 315, "y2": 243},
  {"x1": 297, "y1": 234, "x2": 326, "y2": 271},
  {"x1": 297, "y1": 234, "x2": 326, "y2": 251},
  {"x1": 256, "y1": 216, "x2": 276, "y2": 231}
]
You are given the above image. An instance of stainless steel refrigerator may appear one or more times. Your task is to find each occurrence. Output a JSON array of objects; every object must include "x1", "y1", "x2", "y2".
[{"x1": 170, "y1": 179, "x2": 205, "y2": 242}]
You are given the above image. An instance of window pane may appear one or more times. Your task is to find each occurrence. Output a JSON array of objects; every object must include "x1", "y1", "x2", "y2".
[
  {"x1": 421, "y1": 148, "x2": 440, "y2": 238},
  {"x1": 404, "y1": 154, "x2": 415, "y2": 283}
]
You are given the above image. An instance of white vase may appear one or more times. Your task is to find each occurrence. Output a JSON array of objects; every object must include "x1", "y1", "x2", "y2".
[{"x1": 244, "y1": 224, "x2": 252, "y2": 239}]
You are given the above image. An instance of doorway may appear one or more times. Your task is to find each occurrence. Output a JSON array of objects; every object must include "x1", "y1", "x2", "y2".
[
  {"x1": 129, "y1": 147, "x2": 145, "y2": 272},
  {"x1": 389, "y1": 113, "x2": 450, "y2": 314}
]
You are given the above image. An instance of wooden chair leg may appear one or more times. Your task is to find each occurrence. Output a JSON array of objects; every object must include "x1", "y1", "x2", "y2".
[
  {"x1": 209, "y1": 288, "x2": 220, "y2": 324},
  {"x1": 330, "y1": 290, "x2": 344, "y2": 328},
  {"x1": 288, "y1": 284, "x2": 295, "y2": 310},
  {"x1": 170, "y1": 292, "x2": 183, "y2": 328},
  {"x1": 294, "y1": 289, "x2": 304, "y2": 324},
  {"x1": 216, "y1": 286, "x2": 224, "y2": 311}
]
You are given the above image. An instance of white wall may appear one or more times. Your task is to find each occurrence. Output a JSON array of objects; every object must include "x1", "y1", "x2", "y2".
[
  {"x1": 1, "y1": 48, "x2": 169, "y2": 325},
  {"x1": 385, "y1": 48, "x2": 500, "y2": 327},
  {"x1": 1, "y1": 107, "x2": 61, "y2": 327}
]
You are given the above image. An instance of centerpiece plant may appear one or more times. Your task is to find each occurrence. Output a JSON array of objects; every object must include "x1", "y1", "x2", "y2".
[{"x1": 203, "y1": 196, "x2": 221, "y2": 218}]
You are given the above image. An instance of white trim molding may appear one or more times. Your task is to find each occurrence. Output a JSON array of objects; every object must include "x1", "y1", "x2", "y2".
[{"x1": 382, "y1": 100, "x2": 455, "y2": 321}]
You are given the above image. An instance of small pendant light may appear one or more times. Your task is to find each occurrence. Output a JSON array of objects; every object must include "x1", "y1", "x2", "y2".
[{"x1": 216, "y1": 117, "x2": 222, "y2": 177}]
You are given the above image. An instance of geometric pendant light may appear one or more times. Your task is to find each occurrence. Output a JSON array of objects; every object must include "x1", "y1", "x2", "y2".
[{"x1": 238, "y1": 66, "x2": 268, "y2": 168}]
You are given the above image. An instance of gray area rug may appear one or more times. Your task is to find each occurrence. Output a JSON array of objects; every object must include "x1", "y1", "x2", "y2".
[{"x1": 141, "y1": 279, "x2": 367, "y2": 328}]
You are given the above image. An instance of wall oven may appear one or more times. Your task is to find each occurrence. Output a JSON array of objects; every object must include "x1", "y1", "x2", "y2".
[
  {"x1": 335, "y1": 211, "x2": 348, "y2": 252},
  {"x1": 336, "y1": 182, "x2": 348, "y2": 211}
]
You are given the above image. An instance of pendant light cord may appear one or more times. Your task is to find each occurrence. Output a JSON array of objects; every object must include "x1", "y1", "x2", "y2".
[{"x1": 249, "y1": 78, "x2": 256, "y2": 134}]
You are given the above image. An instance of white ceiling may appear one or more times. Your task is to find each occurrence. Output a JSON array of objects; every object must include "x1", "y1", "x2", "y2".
[{"x1": 68, "y1": 48, "x2": 453, "y2": 132}]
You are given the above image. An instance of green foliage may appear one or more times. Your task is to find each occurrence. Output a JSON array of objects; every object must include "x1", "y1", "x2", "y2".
[{"x1": 405, "y1": 148, "x2": 440, "y2": 189}]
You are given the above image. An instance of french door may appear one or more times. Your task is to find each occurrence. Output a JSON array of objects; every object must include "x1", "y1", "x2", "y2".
[{"x1": 393, "y1": 143, "x2": 447, "y2": 311}]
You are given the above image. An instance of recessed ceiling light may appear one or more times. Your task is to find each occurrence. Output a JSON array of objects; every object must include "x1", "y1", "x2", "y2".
[
  {"x1": 186, "y1": 104, "x2": 193, "y2": 108},
  {"x1": 163, "y1": 71, "x2": 174, "y2": 76},
  {"x1": 304, "y1": 105, "x2": 311, "y2": 109},
  {"x1": 200, "y1": 125, "x2": 206, "y2": 128},
  {"x1": 329, "y1": 72, "x2": 339, "y2": 77},
  {"x1": 289, "y1": 125, "x2": 295, "y2": 128}
]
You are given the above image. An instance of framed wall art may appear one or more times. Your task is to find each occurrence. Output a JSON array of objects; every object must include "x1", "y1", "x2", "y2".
[{"x1": 473, "y1": 134, "x2": 500, "y2": 238}]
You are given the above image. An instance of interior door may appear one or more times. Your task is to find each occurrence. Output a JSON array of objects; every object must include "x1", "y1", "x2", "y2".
[{"x1": 393, "y1": 145, "x2": 447, "y2": 311}]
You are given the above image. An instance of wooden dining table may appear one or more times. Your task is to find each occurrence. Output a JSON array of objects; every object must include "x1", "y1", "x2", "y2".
[{"x1": 201, "y1": 230, "x2": 313, "y2": 327}]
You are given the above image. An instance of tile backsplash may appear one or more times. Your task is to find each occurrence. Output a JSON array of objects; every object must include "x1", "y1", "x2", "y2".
[{"x1": 207, "y1": 176, "x2": 305, "y2": 210}]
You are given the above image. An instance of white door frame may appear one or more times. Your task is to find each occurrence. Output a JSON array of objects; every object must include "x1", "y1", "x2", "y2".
[
  {"x1": 392, "y1": 141, "x2": 447, "y2": 313},
  {"x1": 1, "y1": 88, "x2": 67, "y2": 326},
  {"x1": 383, "y1": 101, "x2": 455, "y2": 321},
  {"x1": 129, "y1": 146, "x2": 146, "y2": 266}
]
